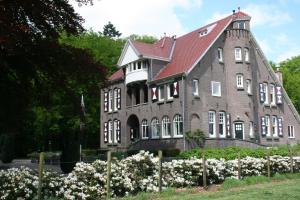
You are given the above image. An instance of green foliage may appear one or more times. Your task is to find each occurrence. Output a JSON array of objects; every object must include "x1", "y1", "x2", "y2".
[
  {"x1": 179, "y1": 145, "x2": 300, "y2": 160},
  {"x1": 186, "y1": 129, "x2": 206, "y2": 148},
  {"x1": 128, "y1": 34, "x2": 158, "y2": 44},
  {"x1": 0, "y1": 134, "x2": 15, "y2": 163},
  {"x1": 27, "y1": 151, "x2": 61, "y2": 160}
]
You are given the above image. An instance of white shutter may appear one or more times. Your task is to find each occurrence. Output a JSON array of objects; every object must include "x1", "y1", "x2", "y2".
[
  {"x1": 152, "y1": 87, "x2": 157, "y2": 101},
  {"x1": 261, "y1": 117, "x2": 266, "y2": 136},
  {"x1": 104, "y1": 122, "x2": 108, "y2": 143},
  {"x1": 104, "y1": 91, "x2": 108, "y2": 112},
  {"x1": 278, "y1": 117, "x2": 283, "y2": 137},
  {"x1": 117, "y1": 120, "x2": 121, "y2": 143},
  {"x1": 173, "y1": 82, "x2": 179, "y2": 97},
  {"x1": 117, "y1": 88, "x2": 121, "y2": 109},
  {"x1": 276, "y1": 86, "x2": 283, "y2": 104},
  {"x1": 226, "y1": 113, "x2": 231, "y2": 137}
]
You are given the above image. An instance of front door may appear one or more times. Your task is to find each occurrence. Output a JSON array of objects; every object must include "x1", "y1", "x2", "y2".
[{"x1": 234, "y1": 122, "x2": 243, "y2": 140}]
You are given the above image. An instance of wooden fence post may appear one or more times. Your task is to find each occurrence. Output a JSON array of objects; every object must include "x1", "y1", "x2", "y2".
[
  {"x1": 202, "y1": 153, "x2": 207, "y2": 190},
  {"x1": 158, "y1": 150, "x2": 163, "y2": 193},
  {"x1": 237, "y1": 152, "x2": 241, "y2": 180},
  {"x1": 38, "y1": 152, "x2": 44, "y2": 200},
  {"x1": 106, "y1": 151, "x2": 111, "y2": 200},
  {"x1": 290, "y1": 150, "x2": 294, "y2": 174},
  {"x1": 267, "y1": 154, "x2": 271, "y2": 178}
]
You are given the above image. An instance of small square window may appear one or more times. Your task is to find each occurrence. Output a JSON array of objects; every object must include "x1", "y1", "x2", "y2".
[
  {"x1": 235, "y1": 47, "x2": 242, "y2": 61},
  {"x1": 192, "y1": 79, "x2": 199, "y2": 96},
  {"x1": 211, "y1": 81, "x2": 221, "y2": 97}
]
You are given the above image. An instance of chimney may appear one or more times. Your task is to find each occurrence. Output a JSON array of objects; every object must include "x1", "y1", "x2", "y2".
[
  {"x1": 232, "y1": 9, "x2": 236, "y2": 15},
  {"x1": 275, "y1": 64, "x2": 283, "y2": 83}
]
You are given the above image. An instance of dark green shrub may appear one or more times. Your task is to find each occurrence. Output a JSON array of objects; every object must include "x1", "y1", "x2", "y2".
[
  {"x1": 186, "y1": 129, "x2": 206, "y2": 148},
  {"x1": 60, "y1": 133, "x2": 80, "y2": 173},
  {"x1": 0, "y1": 134, "x2": 15, "y2": 163}
]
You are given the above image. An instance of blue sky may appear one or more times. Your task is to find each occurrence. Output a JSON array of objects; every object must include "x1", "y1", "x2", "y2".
[{"x1": 72, "y1": 0, "x2": 300, "y2": 62}]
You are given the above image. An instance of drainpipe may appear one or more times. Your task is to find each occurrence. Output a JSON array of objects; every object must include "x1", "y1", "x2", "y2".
[{"x1": 182, "y1": 74, "x2": 186, "y2": 151}]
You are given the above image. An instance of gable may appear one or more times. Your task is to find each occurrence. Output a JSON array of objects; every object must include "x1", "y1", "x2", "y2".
[{"x1": 118, "y1": 42, "x2": 140, "y2": 67}]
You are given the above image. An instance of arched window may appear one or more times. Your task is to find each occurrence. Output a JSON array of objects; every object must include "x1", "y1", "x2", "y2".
[
  {"x1": 173, "y1": 114, "x2": 183, "y2": 137},
  {"x1": 151, "y1": 118, "x2": 160, "y2": 138},
  {"x1": 162, "y1": 116, "x2": 171, "y2": 138},
  {"x1": 141, "y1": 119, "x2": 149, "y2": 139}
]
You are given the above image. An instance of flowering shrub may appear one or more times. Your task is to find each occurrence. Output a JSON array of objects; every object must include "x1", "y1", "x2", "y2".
[{"x1": 1, "y1": 152, "x2": 300, "y2": 199}]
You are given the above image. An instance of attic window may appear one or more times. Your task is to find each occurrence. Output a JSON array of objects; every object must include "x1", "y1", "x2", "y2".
[
  {"x1": 199, "y1": 23, "x2": 217, "y2": 37},
  {"x1": 238, "y1": 21, "x2": 245, "y2": 29}
]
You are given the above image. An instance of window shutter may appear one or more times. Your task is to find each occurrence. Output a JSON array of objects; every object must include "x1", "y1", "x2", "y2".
[
  {"x1": 117, "y1": 88, "x2": 121, "y2": 109},
  {"x1": 226, "y1": 113, "x2": 231, "y2": 137},
  {"x1": 104, "y1": 122, "x2": 108, "y2": 143},
  {"x1": 278, "y1": 117, "x2": 283, "y2": 137},
  {"x1": 173, "y1": 82, "x2": 179, "y2": 97},
  {"x1": 259, "y1": 83, "x2": 265, "y2": 103},
  {"x1": 276, "y1": 86, "x2": 283, "y2": 104},
  {"x1": 261, "y1": 117, "x2": 266, "y2": 136},
  {"x1": 104, "y1": 91, "x2": 108, "y2": 112},
  {"x1": 117, "y1": 120, "x2": 121, "y2": 143},
  {"x1": 151, "y1": 87, "x2": 157, "y2": 101}
]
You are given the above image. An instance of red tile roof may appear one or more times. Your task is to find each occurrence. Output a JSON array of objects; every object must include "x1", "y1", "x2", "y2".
[{"x1": 108, "y1": 11, "x2": 249, "y2": 81}]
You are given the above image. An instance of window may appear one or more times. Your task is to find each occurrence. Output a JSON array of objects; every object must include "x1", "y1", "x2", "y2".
[
  {"x1": 270, "y1": 84, "x2": 276, "y2": 105},
  {"x1": 143, "y1": 84, "x2": 148, "y2": 103},
  {"x1": 238, "y1": 21, "x2": 245, "y2": 29},
  {"x1": 211, "y1": 81, "x2": 221, "y2": 97},
  {"x1": 162, "y1": 116, "x2": 171, "y2": 138},
  {"x1": 288, "y1": 126, "x2": 295, "y2": 138},
  {"x1": 272, "y1": 116, "x2": 278, "y2": 137},
  {"x1": 192, "y1": 79, "x2": 199, "y2": 96},
  {"x1": 244, "y1": 48, "x2": 249, "y2": 62},
  {"x1": 219, "y1": 112, "x2": 226, "y2": 138},
  {"x1": 236, "y1": 74, "x2": 244, "y2": 89},
  {"x1": 137, "y1": 61, "x2": 141, "y2": 69},
  {"x1": 158, "y1": 85, "x2": 164, "y2": 101},
  {"x1": 151, "y1": 118, "x2": 160, "y2": 138},
  {"x1": 108, "y1": 120, "x2": 113, "y2": 143},
  {"x1": 246, "y1": 79, "x2": 252, "y2": 94},
  {"x1": 167, "y1": 83, "x2": 174, "y2": 100},
  {"x1": 113, "y1": 120, "x2": 118, "y2": 143},
  {"x1": 173, "y1": 114, "x2": 183, "y2": 137},
  {"x1": 114, "y1": 89, "x2": 118, "y2": 111},
  {"x1": 208, "y1": 111, "x2": 216, "y2": 137},
  {"x1": 108, "y1": 90, "x2": 113, "y2": 112},
  {"x1": 249, "y1": 121, "x2": 254, "y2": 138},
  {"x1": 235, "y1": 47, "x2": 242, "y2": 61},
  {"x1": 141, "y1": 119, "x2": 149, "y2": 139},
  {"x1": 217, "y1": 48, "x2": 223, "y2": 62},
  {"x1": 263, "y1": 83, "x2": 269, "y2": 104},
  {"x1": 265, "y1": 115, "x2": 270, "y2": 137}
]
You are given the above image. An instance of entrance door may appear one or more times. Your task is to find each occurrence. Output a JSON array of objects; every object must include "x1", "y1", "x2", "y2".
[
  {"x1": 234, "y1": 122, "x2": 244, "y2": 140},
  {"x1": 127, "y1": 115, "x2": 140, "y2": 141}
]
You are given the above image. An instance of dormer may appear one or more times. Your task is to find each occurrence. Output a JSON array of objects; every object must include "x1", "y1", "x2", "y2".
[{"x1": 231, "y1": 10, "x2": 251, "y2": 30}]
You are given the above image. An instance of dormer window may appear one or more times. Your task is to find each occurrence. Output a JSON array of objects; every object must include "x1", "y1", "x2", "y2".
[
  {"x1": 199, "y1": 23, "x2": 217, "y2": 37},
  {"x1": 199, "y1": 29, "x2": 208, "y2": 37},
  {"x1": 238, "y1": 21, "x2": 245, "y2": 29}
]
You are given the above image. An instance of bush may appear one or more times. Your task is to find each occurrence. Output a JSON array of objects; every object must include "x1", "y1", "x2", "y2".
[
  {"x1": 0, "y1": 134, "x2": 15, "y2": 163},
  {"x1": 60, "y1": 137, "x2": 80, "y2": 173}
]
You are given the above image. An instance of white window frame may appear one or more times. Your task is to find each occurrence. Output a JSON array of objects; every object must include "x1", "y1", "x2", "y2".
[
  {"x1": 244, "y1": 48, "x2": 249, "y2": 62},
  {"x1": 173, "y1": 114, "x2": 183, "y2": 137},
  {"x1": 113, "y1": 120, "x2": 118, "y2": 143},
  {"x1": 161, "y1": 116, "x2": 171, "y2": 138},
  {"x1": 113, "y1": 89, "x2": 118, "y2": 111},
  {"x1": 167, "y1": 84, "x2": 174, "y2": 100},
  {"x1": 158, "y1": 85, "x2": 164, "y2": 101},
  {"x1": 265, "y1": 115, "x2": 270, "y2": 137},
  {"x1": 235, "y1": 47, "x2": 242, "y2": 61},
  {"x1": 264, "y1": 83, "x2": 269, "y2": 105},
  {"x1": 249, "y1": 121, "x2": 254, "y2": 138},
  {"x1": 208, "y1": 111, "x2": 216, "y2": 138},
  {"x1": 236, "y1": 74, "x2": 244, "y2": 89},
  {"x1": 246, "y1": 79, "x2": 252, "y2": 94},
  {"x1": 288, "y1": 126, "x2": 295, "y2": 138},
  {"x1": 270, "y1": 84, "x2": 276, "y2": 106},
  {"x1": 211, "y1": 81, "x2": 221, "y2": 97},
  {"x1": 192, "y1": 79, "x2": 199, "y2": 96},
  {"x1": 151, "y1": 118, "x2": 160, "y2": 138},
  {"x1": 108, "y1": 120, "x2": 113, "y2": 143},
  {"x1": 141, "y1": 119, "x2": 149, "y2": 139},
  {"x1": 272, "y1": 116, "x2": 278, "y2": 138},
  {"x1": 108, "y1": 90, "x2": 113, "y2": 112},
  {"x1": 217, "y1": 48, "x2": 223, "y2": 62},
  {"x1": 219, "y1": 112, "x2": 226, "y2": 138}
]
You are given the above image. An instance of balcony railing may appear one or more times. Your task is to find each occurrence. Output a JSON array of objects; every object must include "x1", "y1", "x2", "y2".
[{"x1": 125, "y1": 68, "x2": 148, "y2": 85}]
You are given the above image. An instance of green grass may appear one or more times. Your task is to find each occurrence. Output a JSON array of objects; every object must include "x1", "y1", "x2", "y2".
[{"x1": 122, "y1": 173, "x2": 300, "y2": 200}]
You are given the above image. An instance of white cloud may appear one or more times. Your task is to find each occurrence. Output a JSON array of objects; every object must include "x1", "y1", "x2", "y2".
[
  {"x1": 71, "y1": 0, "x2": 202, "y2": 37},
  {"x1": 276, "y1": 48, "x2": 300, "y2": 62},
  {"x1": 256, "y1": 38, "x2": 272, "y2": 55}
]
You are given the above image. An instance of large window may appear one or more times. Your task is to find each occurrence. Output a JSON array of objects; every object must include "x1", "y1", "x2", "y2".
[
  {"x1": 272, "y1": 116, "x2": 278, "y2": 137},
  {"x1": 108, "y1": 120, "x2": 113, "y2": 143},
  {"x1": 173, "y1": 114, "x2": 183, "y2": 137},
  {"x1": 208, "y1": 111, "x2": 216, "y2": 137},
  {"x1": 113, "y1": 120, "x2": 118, "y2": 143},
  {"x1": 246, "y1": 79, "x2": 252, "y2": 94},
  {"x1": 270, "y1": 84, "x2": 276, "y2": 105},
  {"x1": 141, "y1": 119, "x2": 149, "y2": 139},
  {"x1": 114, "y1": 89, "x2": 118, "y2": 111},
  {"x1": 192, "y1": 79, "x2": 199, "y2": 96},
  {"x1": 162, "y1": 116, "x2": 171, "y2": 138},
  {"x1": 219, "y1": 112, "x2": 226, "y2": 138},
  {"x1": 158, "y1": 85, "x2": 164, "y2": 101},
  {"x1": 235, "y1": 47, "x2": 242, "y2": 61},
  {"x1": 218, "y1": 48, "x2": 223, "y2": 62},
  {"x1": 167, "y1": 83, "x2": 174, "y2": 100},
  {"x1": 244, "y1": 48, "x2": 249, "y2": 62},
  {"x1": 151, "y1": 118, "x2": 160, "y2": 138},
  {"x1": 288, "y1": 126, "x2": 295, "y2": 138},
  {"x1": 236, "y1": 74, "x2": 244, "y2": 89},
  {"x1": 263, "y1": 83, "x2": 269, "y2": 104},
  {"x1": 265, "y1": 115, "x2": 270, "y2": 137},
  {"x1": 108, "y1": 90, "x2": 113, "y2": 112},
  {"x1": 211, "y1": 81, "x2": 221, "y2": 97}
]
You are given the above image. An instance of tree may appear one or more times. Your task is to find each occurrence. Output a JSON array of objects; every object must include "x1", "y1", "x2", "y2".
[
  {"x1": 102, "y1": 21, "x2": 122, "y2": 38},
  {"x1": 0, "y1": 0, "x2": 107, "y2": 157},
  {"x1": 128, "y1": 34, "x2": 158, "y2": 44}
]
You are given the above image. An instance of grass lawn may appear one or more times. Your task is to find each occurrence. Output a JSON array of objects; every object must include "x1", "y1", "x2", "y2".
[{"x1": 122, "y1": 174, "x2": 300, "y2": 200}]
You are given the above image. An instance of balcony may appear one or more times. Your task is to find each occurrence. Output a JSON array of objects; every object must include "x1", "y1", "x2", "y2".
[{"x1": 125, "y1": 68, "x2": 148, "y2": 85}]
